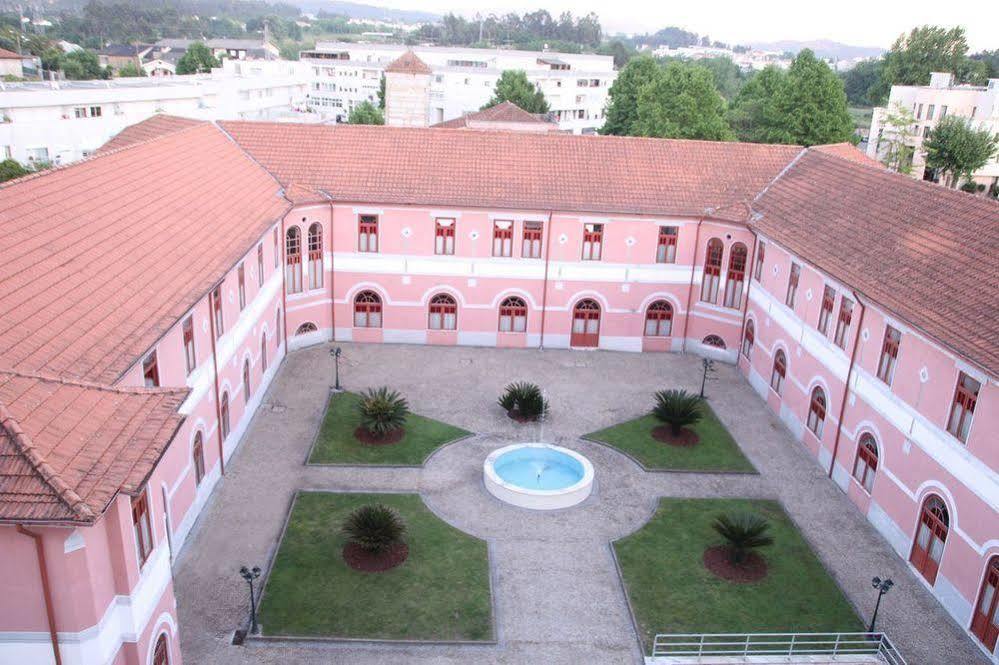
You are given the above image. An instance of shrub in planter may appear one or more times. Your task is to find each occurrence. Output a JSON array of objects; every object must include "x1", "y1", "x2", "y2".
[
  {"x1": 341, "y1": 504, "x2": 407, "y2": 554},
  {"x1": 652, "y1": 389, "x2": 703, "y2": 435},
  {"x1": 711, "y1": 512, "x2": 773, "y2": 565},
  {"x1": 357, "y1": 387, "x2": 409, "y2": 438},
  {"x1": 498, "y1": 381, "x2": 548, "y2": 421}
]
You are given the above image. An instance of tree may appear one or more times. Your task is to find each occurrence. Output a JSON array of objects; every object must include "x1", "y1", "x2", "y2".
[
  {"x1": 873, "y1": 26, "x2": 970, "y2": 101},
  {"x1": 770, "y1": 49, "x2": 853, "y2": 146},
  {"x1": 117, "y1": 62, "x2": 145, "y2": 78},
  {"x1": 596, "y1": 40, "x2": 636, "y2": 69},
  {"x1": 923, "y1": 116, "x2": 999, "y2": 188},
  {"x1": 876, "y1": 103, "x2": 917, "y2": 173},
  {"x1": 377, "y1": 76, "x2": 385, "y2": 109},
  {"x1": 348, "y1": 101, "x2": 384, "y2": 125},
  {"x1": 600, "y1": 56, "x2": 660, "y2": 136},
  {"x1": 483, "y1": 70, "x2": 549, "y2": 113},
  {"x1": 652, "y1": 389, "x2": 703, "y2": 436},
  {"x1": 176, "y1": 42, "x2": 220, "y2": 75},
  {"x1": 0, "y1": 159, "x2": 31, "y2": 183},
  {"x1": 632, "y1": 62, "x2": 734, "y2": 141},
  {"x1": 840, "y1": 59, "x2": 883, "y2": 107},
  {"x1": 60, "y1": 49, "x2": 108, "y2": 80},
  {"x1": 712, "y1": 513, "x2": 774, "y2": 565},
  {"x1": 696, "y1": 56, "x2": 746, "y2": 101},
  {"x1": 728, "y1": 66, "x2": 787, "y2": 143}
]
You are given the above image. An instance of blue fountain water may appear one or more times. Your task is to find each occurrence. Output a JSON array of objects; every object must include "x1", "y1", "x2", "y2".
[{"x1": 493, "y1": 446, "x2": 584, "y2": 490}]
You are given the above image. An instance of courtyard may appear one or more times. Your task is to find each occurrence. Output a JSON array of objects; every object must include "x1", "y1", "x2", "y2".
[{"x1": 173, "y1": 343, "x2": 988, "y2": 664}]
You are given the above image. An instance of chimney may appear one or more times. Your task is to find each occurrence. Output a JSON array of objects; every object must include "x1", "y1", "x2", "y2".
[{"x1": 383, "y1": 50, "x2": 432, "y2": 128}]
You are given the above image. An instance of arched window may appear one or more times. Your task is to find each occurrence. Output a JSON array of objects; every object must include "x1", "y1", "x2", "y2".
[
  {"x1": 153, "y1": 633, "x2": 169, "y2": 665},
  {"x1": 428, "y1": 294, "x2": 457, "y2": 330},
  {"x1": 770, "y1": 349, "x2": 786, "y2": 394},
  {"x1": 807, "y1": 387, "x2": 826, "y2": 438},
  {"x1": 700, "y1": 238, "x2": 723, "y2": 303},
  {"x1": 702, "y1": 334, "x2": 725, "y2": 349},
  {"x1": 644, "y1": 300, "x2": 673, "y2": 337},
  {"x1": 192, "y1": 432, "x2": 205, "y2": 486},
  {"x1": 285, "y1": 227, "x2": 302, "y2": 294},
  {"x1": 307, "y1": 223, "x2": 323, "y2": 290},
  {"x1": 220, "y1": 392, "x2": 230, "y2": 440},
  {"x1": 571, "y1": 299, "x2": 601, "y2": 347},
  {"x1": 972, "y1": 556, "x2": 999, "y2": 651},
  {"x1": 242, "y1": 359, "x2": 251, "y2": 405},
  {"x1": 742, "y1": 320, "x2": 754, "y2": 358},
  {"x1": 354, "y1": 291, "x2": 382, "y2": 328},
  {"x1": 260, "y1": 334, "x2": 268, "y2": 372},
  {"x1": 723, "y1": 243, "x2": 748, "y2": 308},
  {"x1": 295, "y1": 322, "x2": 318, "y2": 336},
  {"x1": 498, "y1": 296, "x2": 527, "y2": 332},
  {"x1": 852, "y1": 433, "x2": 878, "y2": 493},
  {"x1": 910, "y1": 495, "x2": 949, "y2": 584}
]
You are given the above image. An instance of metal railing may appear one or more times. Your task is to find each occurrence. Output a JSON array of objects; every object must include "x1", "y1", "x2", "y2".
[{"x1": 651, "y1": 632, "x2": 906, "y2": 664}]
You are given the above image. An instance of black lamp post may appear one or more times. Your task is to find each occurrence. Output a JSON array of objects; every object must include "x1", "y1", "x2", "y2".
[
  {"x1": 868, "y1": 576, "x2": 894, "y2": 633},
  {"x1": 239, "y1": 565, "x2": 261, "y2": 635},
  {"x1": 700, "y1": 358, "x2": 715, "y2": 398},
  {"x1": 330, "y1": 346, "x2": 342, "y2": 391}
]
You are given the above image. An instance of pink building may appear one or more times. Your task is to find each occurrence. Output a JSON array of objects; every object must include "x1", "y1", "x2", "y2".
[{"x1": 0, "y1": 113, "x2": 996, "y2": 664}]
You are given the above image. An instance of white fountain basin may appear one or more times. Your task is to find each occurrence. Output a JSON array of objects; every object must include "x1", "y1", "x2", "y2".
[{"x1": 484, "y1": 443, "x2": 595, "y2": 510}]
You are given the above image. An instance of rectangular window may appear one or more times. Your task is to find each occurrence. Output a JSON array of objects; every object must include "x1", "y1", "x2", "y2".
[
  {"x1": 916, "y1": 103, "x2": 923, "y2": 119},
  {"x1": 754, "y1": 242, "x2": 765, "y2": 280},
  {"x1": 581, "y1": 223, "x2": 603, "y2": 261},
  {"x1": 833, "y1": 297, "x2": 854, "y2": 349},
  {"x1": 940, "y1": 105, "x2": 948, "y2": 118},
  {"x1": 817, "y1": 286, "x2": 834, "y2": 334},
  {"x1": 132, "y1": 492, "x2": 153, "y2": 566},
  {"x1": 182, "y1": 316, "x2": 196, "y2": 375},
  {"x1": 257, "y1": 244, "x2": 264, "y2": 287},
  {"x1": 656, "y1": 226, "x2": 677, "y2": 263},
  {"x1": 90, "y1": 106, "x2": 102, "y2": 118},
  {"x1": 273, "y1": 228, "x2": 279, "y2": 267},
  {"x1": 237, "y1": 263, "x2": 246, "y2": 310},
  {"x1": 877, "y1": 325, "x2": 901, "y2": 385},
  {"x1": 212, "y1": 285, "x2": 224, "y2": 338},
  {"x1": 358, "y1": 215, "x2": 378, "y2": 252},
  {"x1": 946, "y1": 372, "x2": 980, "y2": 443},
  {"x1": 926, "y1": 104, "x2": 935, "y2": 120},
  {"x1": 434, "y1": 218, "x2": 455, "y2": 255},
  {"x1": 785, "y1": 263, "x2": 800, "y2": 308},
  {"x1": 492, "y1": 220, "x2": 513, "y2": 257},
  {"x1": 142, "y1": 351, "x2": 159, "y2": 388},
  {"x1": 522, "y1": 221, "x2": 543, "y2": 258}
]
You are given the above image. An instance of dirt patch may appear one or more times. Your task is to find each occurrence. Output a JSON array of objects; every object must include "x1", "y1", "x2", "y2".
[
  {"x1": 651, "y1": 425, "x2": 700, "y2": 447},
  {"x1": 506, "y1": 409, "x2": 540, "y2": 423},
  {"x1": 342, "y1": 542, "x2": 409, "y2": 572},
  {"x1": 702, "y1": 545, "x2": 768, "y2": 583},
  {"x1": 353, "y1": 426, "x2": 404, "y2": 446}
]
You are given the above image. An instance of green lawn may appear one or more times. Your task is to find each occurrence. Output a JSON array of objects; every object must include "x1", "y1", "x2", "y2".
[
  {"x1": 584, "y1": 402, "x2": 754, "y2": 472},
  {"x1": 615, "y1": 498, "x2": 863, "y2": 654},
  {"x1": 308, "y1": 391, "x2": 470, "y2": 465},
  {"x1": 258, "y1": 492, "x2": 493, "y2": 641}
]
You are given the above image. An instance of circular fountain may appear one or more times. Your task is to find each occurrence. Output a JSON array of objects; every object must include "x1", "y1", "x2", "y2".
[{"x1": 484, "y1": 443, "x2": 594, "y2": 510}]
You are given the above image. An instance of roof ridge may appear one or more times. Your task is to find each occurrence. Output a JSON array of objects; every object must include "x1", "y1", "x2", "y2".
[
  {"x1": 0, "y1": 402, "x2": 95, "y2": 520},
  {"x1": 750, "y1": 147, "x2": 809, "y2": 208},
  {"x1": 0, "y1": 366, "x2": 189, "y2": 396}
]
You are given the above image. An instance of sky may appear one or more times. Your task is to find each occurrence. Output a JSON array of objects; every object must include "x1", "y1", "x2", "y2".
[{"x1": 375, "y1": 0, "x2": 997, "y2": 51}]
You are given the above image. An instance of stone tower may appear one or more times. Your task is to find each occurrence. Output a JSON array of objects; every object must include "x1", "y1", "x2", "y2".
[{"x1": 383, "y1": 50, "x2": 432, "y2": 128}]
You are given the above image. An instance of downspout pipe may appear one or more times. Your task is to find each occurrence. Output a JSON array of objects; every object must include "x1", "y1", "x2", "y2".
[
  {"x1": 327, "y1": 198, "x2": 336, "y2": 343},
  {"x1": 207, "y1": 284, "x2": 225, "y2": 477},
  {"x1": 16, "y1": 525, "x2": 61, "y2": 665},
  {"x1": 828, "y1": 291, "x2": 866, "y2": 479},
  {"x1": 680, "y1": 214, "x2": 707, "y2": 353},
  {"x1": 740, "y1": 228, "x2": 761, "y2": 348},
  {"x1": 538, "y1": 210, "x2": 554, "y2": 350}
]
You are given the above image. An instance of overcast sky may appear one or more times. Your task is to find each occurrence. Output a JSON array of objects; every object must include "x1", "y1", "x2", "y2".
[{"x1": 380, "y1": 0, "x2": 996, "y2": 51}]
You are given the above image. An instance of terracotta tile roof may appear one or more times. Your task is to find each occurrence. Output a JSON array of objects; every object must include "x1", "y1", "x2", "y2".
[
  {"x1": 0, "y1": 370, "x2": 186, "y2": 523},
  {"x1": 811, "y1": 142, "x2": 884, "y2": 169},
  {"x1": 432, "y1": 101, "x2": 555, "y2": 129},
  {"x1": 0, "y1": 122, "x2": 289, "y2": 384},
  {"x1": 220, "y1": 122, "x2": 801, "y2": 219},
  {"x1": 97, "y1": 114, "x2": 203, "y2": 154},
  {"x1": 384, "y1": 49, "x2": 432, "y2": 75},
  {"x1": 0, "y1": 47, "x2": 21, "y2": 60},
  {"x1": 754, "y1": 150, "x2": 999, "y2": 375}
]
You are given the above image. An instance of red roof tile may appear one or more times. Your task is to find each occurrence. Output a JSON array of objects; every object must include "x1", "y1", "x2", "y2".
[
  {"x1": 0, "y1": 370, "x2": 186, "y2": 523},
  {"x1": 754, "y1": 150, "x2": 999, "y2": 374},
  {"x1": 811, "y1": 142, "x2": 884, "y2": 169},
  {"x1": 97, "y1": 114, "x2": 203, "y2": 154},
  {"x1": 384, "y1": 49, "x2": 432, "y2": 75},
  {"x1": 433, "y1": 101, "x2": 556, "y2": 130},
  {"x1": 0, "y1": 47, "x2": 21, "y2": 60}
]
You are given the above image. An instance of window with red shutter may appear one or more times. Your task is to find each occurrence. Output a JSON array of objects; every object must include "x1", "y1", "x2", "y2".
[
  {"x1": 807, "y1": 387, "x2": 826, "y2": 438},
  {"x1": 700, "y1": 238, "x2": 723, "y2": 303},
  {"x1": 428, "y1": 294, "x2": 457, "y2": 330},
  {"x1": 581, "y1": 223, "x2": 603, "y2": 261},
  {"x1": 742, "y1": 320, "x2": 754, "y2": 358},
  {"x1": 435, "y1": 218, "x2": 455, "y2": 255},
  {"x1": 358, "y1": 215, "x2": 378, "y2": 252},
  {"x1": 754, "y1": 242, "x2": 766, "y2": 280},
  {"x1": 237, "y1": 263, "x2": 246, "y2": 311},
  {"x1": 498, "y1": 296, "x2": 527, "y2": 332},
  {"x1": 785, "y1": 263, "x2": 800, "y2": 308},
  {"x1": 142, "y1": 351, "x2": 159, "y2": 387},
  {"x1": 212, "y1": 286, "x2": 224, "y2": 337},
  {"x1": 132, "y1": 492, "x2": 153, "y2": 565},
  {"x1": 947, "y1": 372, "x2": 980, "y2": 443},
  {"x1": 522, "y1": 221, "x2": 543, "y2": 258},
  {"x1": 771, "y1": 350, "x2": 786, "y2": 394},
  {"x1": 192, "y1": 432, "x2": 205, "y2": 486},
  {"x1": 354, "y1": 291, "x2": 382, "y2": 328},
  {"x1": 877, "y1": 326, "x2": 901, "y2": 385},
  {"x1": 833, "y1": 297, "x2": 854, "y2": 349},
  {"x1": 722, "y1": 242, "x2": 747, "y2": 308},
  {"x1": 656, "y1": 226, "x2": 677, "y2": 263},
  {"x1": 493, "y1": 220, "x2": 513, "y2": 257},
  {"x1": 308, "y1": 223, "x2": 323, "y2": 290},
  {"x1": 644, "y1": 300, "x2": 673, "y2": 336},
  {"x1": 257, "y1": 244, "x2": 264, "y2": 287},
  {"x1": 817, "y1": 286, "x2": 834, "y2": 334},
  {"x1": 182, "y1": 316, "x2": 196, "y2": 375},
  {"x1": 285, "y1": 227, "x2": 302, "y2": 294},
  {"x1": 852, "y1": 434, "x2": 878, "y2": 494}
]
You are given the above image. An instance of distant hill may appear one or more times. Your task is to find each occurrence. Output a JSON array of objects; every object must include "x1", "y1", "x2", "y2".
[
  {"x1": 296, "y1": 0, "x2": 440, "y2": 24},
  {"x1": 749, "y1": 39, "x2": 883, "y2": 60}
]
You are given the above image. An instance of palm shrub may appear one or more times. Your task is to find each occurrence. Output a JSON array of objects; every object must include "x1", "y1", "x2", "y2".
[
  {"x1": 341, "y1": 504, "x2": 406, "y2": 554},
  {"x1": 652, "y1": 389, "x2": 703, "y2": 435},
  {"x1": 357, "y1": 387, "x2": 409, "y2": 437},
  {"x1": 498, "y1": 381, "x2": 549, "y2": 420},
  {"x1": 711, "y1": 512, "x2": 774, "y2": 565}
]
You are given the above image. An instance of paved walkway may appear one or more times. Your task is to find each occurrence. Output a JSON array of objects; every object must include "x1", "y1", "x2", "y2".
[{"x1": 174, "y1": 344, "x2": 987, "y2": 664}]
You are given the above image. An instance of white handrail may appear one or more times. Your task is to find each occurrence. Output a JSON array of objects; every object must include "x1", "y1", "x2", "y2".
[{"x1": 651, "y1": 631, "x2": 906, "y2": 664}]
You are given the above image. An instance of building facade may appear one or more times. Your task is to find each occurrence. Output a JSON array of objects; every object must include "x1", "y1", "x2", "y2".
[
  {"x1": 0, "y1": 119, "x2": 996, "y2": 665},
  {"x1": 300, "y1": 42, "x2": 616, "y2": 133}
]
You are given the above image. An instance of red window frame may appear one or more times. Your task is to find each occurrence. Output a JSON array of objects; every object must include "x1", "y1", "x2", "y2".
[
  {"x1": 971, "y1": 557, "x2": 999, "y2": 651},
  {"x1": 237, "y1": 263, "x2": 246, "y2": 310},
  {"x1": 877, "y1": 326, "x2": 901, "y2": 385},
  {"x1": 581, "y1": 223, "x2": 603, "y2": 261},
  {"x1": 771, "y1": 350, "x2": 786, "y2": 394},
  {"x1": 308, "y1": 223, "x2": 323, "y2": 290},
  {"x1": 947, "y1": 372, "x2": 980, "y2": 443},
  {"x1": 428, "y1": 293, "x2": 457, "y2": 330},
  {"x1": 702, "y1": 334, "x2": 726, "y2": 349},
  {"x1": 192, "y1": 432, "x2": 205, "y2": 486},
  {"x1": 493, "y1": 220, "x2": 513, "y2": 257},
  {"x1": 852, "y1": 434, "x2": 878, "y2": 494},
  {"x1": 807, "y1": 387, "x2": 826, "y2": 438},
  {"x1": 353, "y1": 291, "x2": 382, "y2": 328},
  {"x1": 242, "y1": 359, "x2": 251, "y2": 404},
  {"x1": 257, "y1": 244, "x2": 264, "y2": 287},
  {"x1": 260, "y1": 334, "x2": 268, "y2": 372},
  {"x1": 644, "y1": 300, "x2": 673, "y2": 337},
  {"x1": 522, "y1": 221, "x2": 543, "y2": 258},
  {"x1": 742, "y1": 320, "x2": 754, "y2": 358},
  {"x1": 153, "y1": 633, "x2": 169, "y2": 665},
  {"x1": 435, "y1": 218, "x2": 456, "y2": 255},
  {"x1": 722, "y1": 243, "x2": 747, "y2": 308},
  {"x1": 656, "y1": 226, "x2": 677, "y2": 263},
  {"x1": 701, "y1": 238, "x2": 723, "y2": 303},
  {"x1": 142, "y1": 351, "x2": 159, "y2": 387},
  {"x1": 220, "y1": 392, "x2": 230, "y2": 439},
  {"x1": 817, "y1": 286, "x2": 834, "y2": 334},
  {"x1": 285, "y1": 227, "x2": 303, "y2": 294},
  {"x1": 498, "y1": 296, "x2": 527, "y2": 332},
  {"x1": 358, "y1": 215, "x2": 378, "y2": 252},
  {"x1": 212, "y1": 286, "x2": 224, "y2": 338},
  {"x1": 754, "y1": 242, "x2": 766, "y2": 280},
  {"x1": 182, "y1": 316, "x2": 196, "y2": 375},
  {"x1": 833, "y1": 297, "x2": 853, "y2": 349},
  {"x1": 132, "y1": 491, "x2": 153, "y2": 566},
  {"x1": 571, "y1": 299, "x2": 601, "y2": 347},
  {"x1": 785, "y1": 263, "x2": 800, "y2": 308},
  {"x1": 910, "y1": 495, "x2": 949, "y2": 584}
]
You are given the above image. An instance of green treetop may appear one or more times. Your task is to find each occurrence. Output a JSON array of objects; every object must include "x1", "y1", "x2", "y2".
[
  {"x1": 632, "y1": 62, "x2": 734, "y2": 141},
  {"x1": 923, "y1": 116, "x2": 999, "y2": 188},
  {"x1": 600, "y1": 55, "x2": 661, "y2": 136},
  {"x1": 176, "y1": 42, "x2": 221, "y2": 75},
  {"x1": 483, "y1": 70, "x2": 549, "y2": 114}
]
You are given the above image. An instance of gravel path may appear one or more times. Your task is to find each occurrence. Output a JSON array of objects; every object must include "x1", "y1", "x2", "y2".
[{"x1": 173, "y1": 343, "x2": 987, "y2": 664}]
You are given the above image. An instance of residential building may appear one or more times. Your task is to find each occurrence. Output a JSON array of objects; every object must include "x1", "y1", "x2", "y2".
[
  {"x1": 867, "y1": 72, "x2": 999, "y2": 191},
  {"x1": 154, "y1": 38, "x2": 279, "y2": 62},
  {"x1": 300, "y1": 42, "x2": 616, "y2": 133},
  {"x1": 432, "y1": 100, "x2": 558, "y2": 132},
  {"x1": 0, "y1": 117, "x2": 996, "y2": 665},
  {"x1": 0, "y1": 47, "x2": 25, "y2": 78}
]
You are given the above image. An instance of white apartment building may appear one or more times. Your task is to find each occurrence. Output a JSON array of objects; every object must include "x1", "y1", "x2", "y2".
[
  {"x1": 0, "y1": 59, "x2": 309, "y2": 166},
  {"x1": 867, "y1": 72, "x2": 999, "y2": 191},
  {"x1": 300, "y1": 42, "x2": 617, "y2": 133}
]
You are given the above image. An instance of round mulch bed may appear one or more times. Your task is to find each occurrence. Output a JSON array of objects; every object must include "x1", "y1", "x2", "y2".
[
  {"x1": 342, "y1": 542, "x2": 409, "y2": 572},
  {"x1": 702, "y1": 545, "x2": 768, "y2": 583},
  {"x1": 353, "y1": 426, "x2": 404, "y2": 446},
  {"x1": 651, "y1": 425, "x2": 700, "y2": 447},
  {"x1": 506, "y1": 409, "x2": 539, "y2": 423}
]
